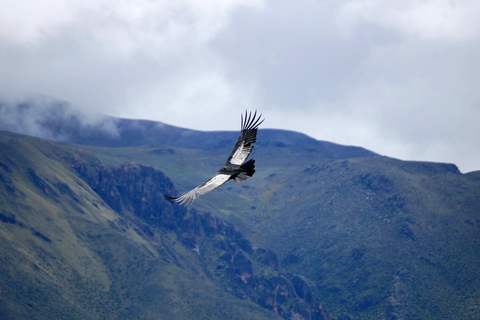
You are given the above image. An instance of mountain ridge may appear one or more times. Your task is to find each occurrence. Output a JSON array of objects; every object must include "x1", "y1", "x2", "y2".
[{"x1": 0, "y1": 98, "x2": 376, "y2": 159}]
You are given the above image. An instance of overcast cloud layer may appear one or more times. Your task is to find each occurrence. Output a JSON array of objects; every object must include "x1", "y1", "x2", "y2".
[{"x1": 1, "y1": 0, "x2": 479, "y2": 172}]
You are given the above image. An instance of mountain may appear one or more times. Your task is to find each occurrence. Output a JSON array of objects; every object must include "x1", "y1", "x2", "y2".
[
  {"x1": 1, "y1": 98, "x2": 480, "y2": 319},
  {"x1": 249, "y1": 157, "x2": 480, "y2": 319},
  {"x1": 1, "y1": 131, "x2": 339, "y2": 320},
  {"x1": 0, "y1": 96, "x2": 374, "y2": 156}
]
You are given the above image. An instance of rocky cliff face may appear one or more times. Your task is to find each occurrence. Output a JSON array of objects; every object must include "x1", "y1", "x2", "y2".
[
  {"x1": 179, "y1": 208, "x2": 332, "y2": 320},
  {"x1": 71, "y1": 158, "x2": 183, "y2": 228}
]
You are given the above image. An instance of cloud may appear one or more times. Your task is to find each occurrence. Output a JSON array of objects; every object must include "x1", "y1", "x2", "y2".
[
  {"x1": 1, "y1": 0, "x2": 479, "y2": 172},
  {"x1": 0, "y1": 95, "x2": 119, "y2": 140},
  {"x1": 212, "y1": 0, "x2": 480, "y2": 172},
  {"x1": 0, "y1": 0, "x2": 264, "y2": 47},
  {"x1": 337, "y1": 0, "x2": 480, "y2": 42},
  {"x1": 0, "y1": 0, "x2": 264, "y2": 130}
]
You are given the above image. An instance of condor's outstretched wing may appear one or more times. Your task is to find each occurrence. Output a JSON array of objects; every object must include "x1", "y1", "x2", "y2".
[
  {"x1": 226, "y1": 110, "x2": 264, "y2": 166},
  {"x1": 164, "y1": 110, "x2": 264, "y2": 206},
  {"x1": 163, "y1": 173, "x2": 231, "y2": 206}
]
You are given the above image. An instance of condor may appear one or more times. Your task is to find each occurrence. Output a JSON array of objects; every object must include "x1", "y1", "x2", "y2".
[{"x1": 164, "y1": 111, "x2": 264, "y2": 206}]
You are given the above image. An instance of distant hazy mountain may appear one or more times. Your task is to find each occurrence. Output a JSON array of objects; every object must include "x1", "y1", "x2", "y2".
[
  {"x1": 0, "y1": 96, "x2": 375, "y2": 157},
  {"x1": 1, "y1": 98, "x2": 479, "y2": 319}
]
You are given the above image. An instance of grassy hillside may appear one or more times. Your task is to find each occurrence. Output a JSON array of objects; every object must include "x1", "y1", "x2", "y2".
[
  {"x1": 1, "y1": 131, "x2": 340, "y2": 320},
  {"x1": 0, "y1": 132, "x2": 285, "y2": 320}
]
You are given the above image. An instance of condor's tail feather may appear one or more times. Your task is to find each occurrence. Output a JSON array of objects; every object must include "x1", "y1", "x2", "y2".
[{"x1": 234, "y1": 159, "x2": 256, "y2": 183}]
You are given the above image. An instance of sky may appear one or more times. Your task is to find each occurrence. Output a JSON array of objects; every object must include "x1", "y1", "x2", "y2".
[{"x1": 1, "y1": 0, "x2": 479, "y2": 172}]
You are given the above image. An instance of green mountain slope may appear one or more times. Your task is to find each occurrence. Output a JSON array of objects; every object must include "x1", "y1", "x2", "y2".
[
  {"x1": 0, "y1": 131, "x2": 332, "y2": 320},
  {"x1": 0, "y1": 132, "x2": 280, "y2": 319},
  {"x1": 75, "y1": 132, "x2": 480, "y2": 319},
  {"x1": 247, "y1": 157, "x2": 480, "y2": 319}
]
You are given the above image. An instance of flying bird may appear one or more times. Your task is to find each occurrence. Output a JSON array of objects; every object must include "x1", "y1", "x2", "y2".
[{"x1": 164, "y1": 111, "x2": 265, "y2": 206}]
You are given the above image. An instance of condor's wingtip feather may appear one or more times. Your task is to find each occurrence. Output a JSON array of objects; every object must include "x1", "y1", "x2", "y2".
[
  {"x1": 163, "y1": 194, "x2": 178, "y2": 202},
  {"x1": 164, "y1": 193, "x2": 192, "y2": 206},
  {"x1": 242, "y1": 110, "x2": 264, "y2": 131}
]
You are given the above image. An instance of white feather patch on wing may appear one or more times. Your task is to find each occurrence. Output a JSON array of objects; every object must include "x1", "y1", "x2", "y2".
[
  {"x1": 174, "y1": 174, "x2": 231, "y2": 206},
  {"x1": 229, "y1": 141, "x2": 253, "y2": 165}
]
